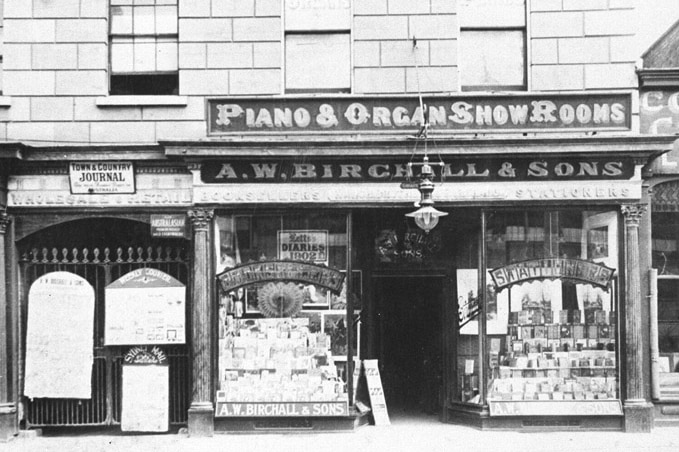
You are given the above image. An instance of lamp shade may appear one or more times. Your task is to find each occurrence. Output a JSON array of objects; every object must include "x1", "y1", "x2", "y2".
[{"x1": 406, "y1": 205, "x2": 448, "y2": 233}]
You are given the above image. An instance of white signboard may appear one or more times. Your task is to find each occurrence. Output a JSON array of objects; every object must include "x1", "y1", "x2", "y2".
[
  {"x1": 105, "y1": 268, "x2": 186, "y2": 345},
  {"x1": 278, "y1": 229, "x2": 329, "y2": 265},
  {"x1": 24, "y1": 272, "x2": 95, "y2": 399},
  {"x1": 122, "y1": 365, "x2": 169, "y2": 432},
  {"x1": 69, "y1": 161, "x2": 135, "y2": 194},
  {"x1": 363, "y1": 359, "x2": 390, "y2": 426}
]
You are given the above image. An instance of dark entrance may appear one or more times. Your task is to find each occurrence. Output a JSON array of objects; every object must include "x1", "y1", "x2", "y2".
[{"x1": 374, "y1": 275, "x2": 444, "y2": 417}]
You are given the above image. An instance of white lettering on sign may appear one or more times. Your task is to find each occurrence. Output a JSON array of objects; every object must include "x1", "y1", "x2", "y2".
[{"x1": 215, "y1": 101, "x2": 627, "y2": 131}]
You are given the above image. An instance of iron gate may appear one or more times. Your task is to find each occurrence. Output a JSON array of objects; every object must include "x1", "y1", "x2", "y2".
[{"x1": 20, "y1": 245, "x2": 190, "y2": 427}]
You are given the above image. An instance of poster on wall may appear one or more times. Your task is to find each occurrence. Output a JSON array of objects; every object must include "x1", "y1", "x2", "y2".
[
  {"x1": 105, "y1": 268, "x2": 186, "y2": 345},
  {"x1": 24, "y1": 271, "x2": 95, "y2": 399},
  {"x1": 277, "y1": 230, "x2": 329, "y2": 265},
  {"x1": 458, "y1": 269, "x2": 509, "y2": 335},
  {"x1": 121, "y1": 347, "x2": 169, "y2": 432}
]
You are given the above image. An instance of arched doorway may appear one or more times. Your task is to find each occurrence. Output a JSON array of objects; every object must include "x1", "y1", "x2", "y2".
[{"x1": 17, "y1": 217, "x2": 190, "y2": 429}]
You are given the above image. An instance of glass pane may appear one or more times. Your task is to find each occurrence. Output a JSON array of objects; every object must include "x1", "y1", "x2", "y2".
[
  {"x1": 215, "y1": 213, "x2": 353, "y2": 408},
  {"x1": 460, "y1": 30, "x2": 525, "y2": 90},
  {"x1": 658, "y1": 279, "x2": 679, "y2": 397},
  {"x1": 156, "y1": 5, "x2": 177, "y2": 34},
  {"x1": 110, "y1": 6, "x2": 133, "y2": 35},
  {"x1": 156, "y1": 40, "x2": 178, "y2": 71},
  {"x1": 133, "y1": 39, "x2": 156, "y2": 72},
  {"x1": 110, "y1": 38, "x2": 134, "y2": 73},
  {"x1": 486, "y1": 210, "x2": 619, "y2": 404},
  {"x1": 133, "y1": 5, "x2": 155, "y2": 34},
  {"x1": 285, "y1": 33, "x2": 350, "y2": 91},
  {"x1": 653, "y1": 212, "x2": 679, "y2": 275}
]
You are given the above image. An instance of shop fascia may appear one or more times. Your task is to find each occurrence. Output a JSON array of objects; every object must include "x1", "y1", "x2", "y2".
[{"x1": 201, "y1": 157, "x2": 633, "y2": 184}]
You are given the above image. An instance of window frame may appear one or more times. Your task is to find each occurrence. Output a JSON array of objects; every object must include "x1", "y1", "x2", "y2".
[{"x1": 108, "y1": 0, "x2": 179, "y2": 96}]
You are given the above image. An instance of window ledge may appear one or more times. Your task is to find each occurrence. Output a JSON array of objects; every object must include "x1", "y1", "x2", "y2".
[
  {"x1": 96, "y1": 95, "x2": 188, "y2": 107},
  {"x1": 0, "y1": 96, "x2": 12, "y2": 108}
]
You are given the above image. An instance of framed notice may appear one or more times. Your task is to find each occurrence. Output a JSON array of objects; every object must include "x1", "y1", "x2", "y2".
[
  {"x1": 69, "y1": 162, "x2": 135, "y2": 194},
  {"x1": 105, "y1": 268, "x2": 186, "y2": 345},
  {"x1": 278, "y1": 230, "x2": 329, "y2": 265}
]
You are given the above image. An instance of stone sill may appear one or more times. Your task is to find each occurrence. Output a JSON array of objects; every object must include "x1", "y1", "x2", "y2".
[
  {"x1": 0, "y1": 96, "x2": 12, "y2": 108},
  {"x1": 96, "y1": 96, "x2": 188, "y2": 107}
]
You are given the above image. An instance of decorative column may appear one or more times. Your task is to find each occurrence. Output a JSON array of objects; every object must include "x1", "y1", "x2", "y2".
[
  {"x1": 621, "y1": 204, "x2": 652, "y2": 432},
  {"x1": 0, "y1": 211, "x2": 17, "y2": 442},
  {"x1": 187, "y1": 209, "x2": 214, "y2": 437}
]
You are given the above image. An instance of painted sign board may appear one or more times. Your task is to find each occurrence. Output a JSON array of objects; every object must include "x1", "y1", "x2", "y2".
[
  {"x1": 489, "y1": 400, "x2": 623, "y2": 416},
  {"x1": 278, "y1": 230, "x2": 329, "y2": 264},
  {"x1": 69, "y1": 162, "x2": 135, "y2": 194},
  {"x1": 214, "y1": 401, "x2": 349, "y2": 417},
  {"x1": 105, "y1": 268, "x2": 186, "y2": 345},
  {"x1": 150, "y1": 214, "x2": 187, "y2": 238},
  {"x1": 217, "y1": 261, "x2": 345, "y2": 293},
  {"x1": 24, "y1": 272, "x2": 95, "y2": 399},
  {"x1": 200, "y1": 157, "x2": 635, "y2": 184},
  {"x1": 490, "y1": 258, "x2": 615, "y2": 291},
  {"x1": 208, "y1": 93, "x2": 631, "y2": 134}
]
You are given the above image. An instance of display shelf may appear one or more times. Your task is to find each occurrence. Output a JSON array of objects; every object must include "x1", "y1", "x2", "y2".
[
  {"x1": 216, "y1": 317, "x2": 348, "y2": 413},
  {"x1": 489, "y1": 308, "x2": 620, "y2": 405}
]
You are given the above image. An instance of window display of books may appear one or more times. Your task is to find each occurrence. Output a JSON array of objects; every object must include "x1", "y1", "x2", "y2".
[
  {"x1": 218, "y1": 317, "x2": 347, "y2": 403},
  {"x1": 490, "y1": 309, "x2": 618, "y2": 402}
]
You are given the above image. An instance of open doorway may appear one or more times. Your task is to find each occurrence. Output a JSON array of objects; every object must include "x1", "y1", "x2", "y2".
[{"x1": 374, "y1": 275, "x2": 444, "y2": 418}]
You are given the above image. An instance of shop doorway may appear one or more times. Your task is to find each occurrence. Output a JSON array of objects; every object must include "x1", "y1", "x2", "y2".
[{"x1": 374, "y1": 275, "x2": 444, "y2": 418}]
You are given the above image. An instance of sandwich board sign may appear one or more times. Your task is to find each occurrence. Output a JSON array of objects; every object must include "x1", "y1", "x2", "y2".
[{"x1": 363, "y1": 359, "x2": 390, "y2": 426}]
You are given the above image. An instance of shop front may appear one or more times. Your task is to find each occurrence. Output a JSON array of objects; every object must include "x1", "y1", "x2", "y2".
[{"x1": 165, "y1": 91, "x2": 672, "y2": 433}]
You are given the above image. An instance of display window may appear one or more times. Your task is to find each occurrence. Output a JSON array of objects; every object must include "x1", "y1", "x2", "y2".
[
  {"x1": 213, "y1": 213, "x2": 359, "y2": 417},
  {"x1": 457, "y1": 209, "x2": 621, "y2": 414},
  {"x1": 652, "y1": 212, "x2": 679, "y2": 397}
]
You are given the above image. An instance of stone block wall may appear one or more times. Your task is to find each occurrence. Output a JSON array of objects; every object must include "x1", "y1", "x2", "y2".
[{"x1": 0, "y1": 0, "x2": 640, "y2": 145}]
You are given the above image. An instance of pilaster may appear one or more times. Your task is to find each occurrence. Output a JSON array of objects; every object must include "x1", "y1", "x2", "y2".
[
  {"x1": 621, "y1": 204, "x2": 653, "y2": 433},
  {"x1": 187, "y1": 208, "x2": 214, "y2": 437},
  {"x1": 0, "y1": 211, "x2": 17, "y2": 442}
]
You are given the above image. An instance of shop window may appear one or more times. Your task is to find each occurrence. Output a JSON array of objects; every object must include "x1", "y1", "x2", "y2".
[
  {"x1": 284, "y1": 1, "x2": 351, "y2": 94},
  {"x1": 652, "y1": 212, "x2": 679, "y2": 394},
  {"x1": 457, "y1": 210, "x2": 620, "y2": 410},
  {"x1": 459, "y1": 0, "x2": 527, "y2": 91},
  {"x1": 109, "y1": 0, "x2": 178, "y2": 95},
  {"x1": 214, "y1": 213, "x2": 361, "y2": 414}
]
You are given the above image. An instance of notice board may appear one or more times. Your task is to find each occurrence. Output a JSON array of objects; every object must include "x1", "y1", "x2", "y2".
[
  {"x1": 24, "y1": 272, "x2": 95, "y2": 399},
  {"x1": 121, "y1": 347, "x2": 169, "y2": 432},
  {"x1": 105, "y1": 268, "x2": 186, "y2": 345}
]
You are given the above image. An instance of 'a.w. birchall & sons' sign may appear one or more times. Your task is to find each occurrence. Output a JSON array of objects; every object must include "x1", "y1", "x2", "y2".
[
  {"x1": 490, "y1": 258, "x2": 615, "y2": 291},
  {"x1": 208, "y1": 94, "x2": 631, "y2": 134},
  {"x1": 201, "y1": 156, "x2": 635, "y2": 184}
]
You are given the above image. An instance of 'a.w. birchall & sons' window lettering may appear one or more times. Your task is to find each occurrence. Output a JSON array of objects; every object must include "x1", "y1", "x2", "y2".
[{"x1": 208, "y1": 94, "x2": 631, "y2": 134}]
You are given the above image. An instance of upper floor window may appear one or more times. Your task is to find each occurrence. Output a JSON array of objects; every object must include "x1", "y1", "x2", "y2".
[
  {"x1": 284, "y1": 1, "x2": 351, "y2": 94},
  {"x1": 459, "y1": 0, "x2": 527, "y2": 91},
  {"x1": 109, "y1": 0, "x2": 178, "y2": 95}
]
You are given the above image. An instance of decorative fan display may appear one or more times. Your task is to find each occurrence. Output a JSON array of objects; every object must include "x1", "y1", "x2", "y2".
[{"x1": 257, "y1": 282, "x2": 304, "y2": 318}]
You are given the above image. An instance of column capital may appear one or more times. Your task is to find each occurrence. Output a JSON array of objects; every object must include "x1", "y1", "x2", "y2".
[
  {"x1": 188, "y1": 209, "x2": 214, "y2": 231},
  {"x1": 0, "y1": 210, "x2": 10, "y2": 235},
  {"x1": 621, "y1": 204, "x2": 647, "y2": 227}
]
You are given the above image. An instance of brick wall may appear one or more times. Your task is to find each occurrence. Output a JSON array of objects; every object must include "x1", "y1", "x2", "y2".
[{"x1": 0, "y1": 0, "x2": 640, "y2": 145}]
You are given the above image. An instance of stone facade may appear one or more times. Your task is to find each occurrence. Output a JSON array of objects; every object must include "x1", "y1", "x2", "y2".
[{"x1": 0, "y1": 0, "x2": 639, "y2": 145}]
